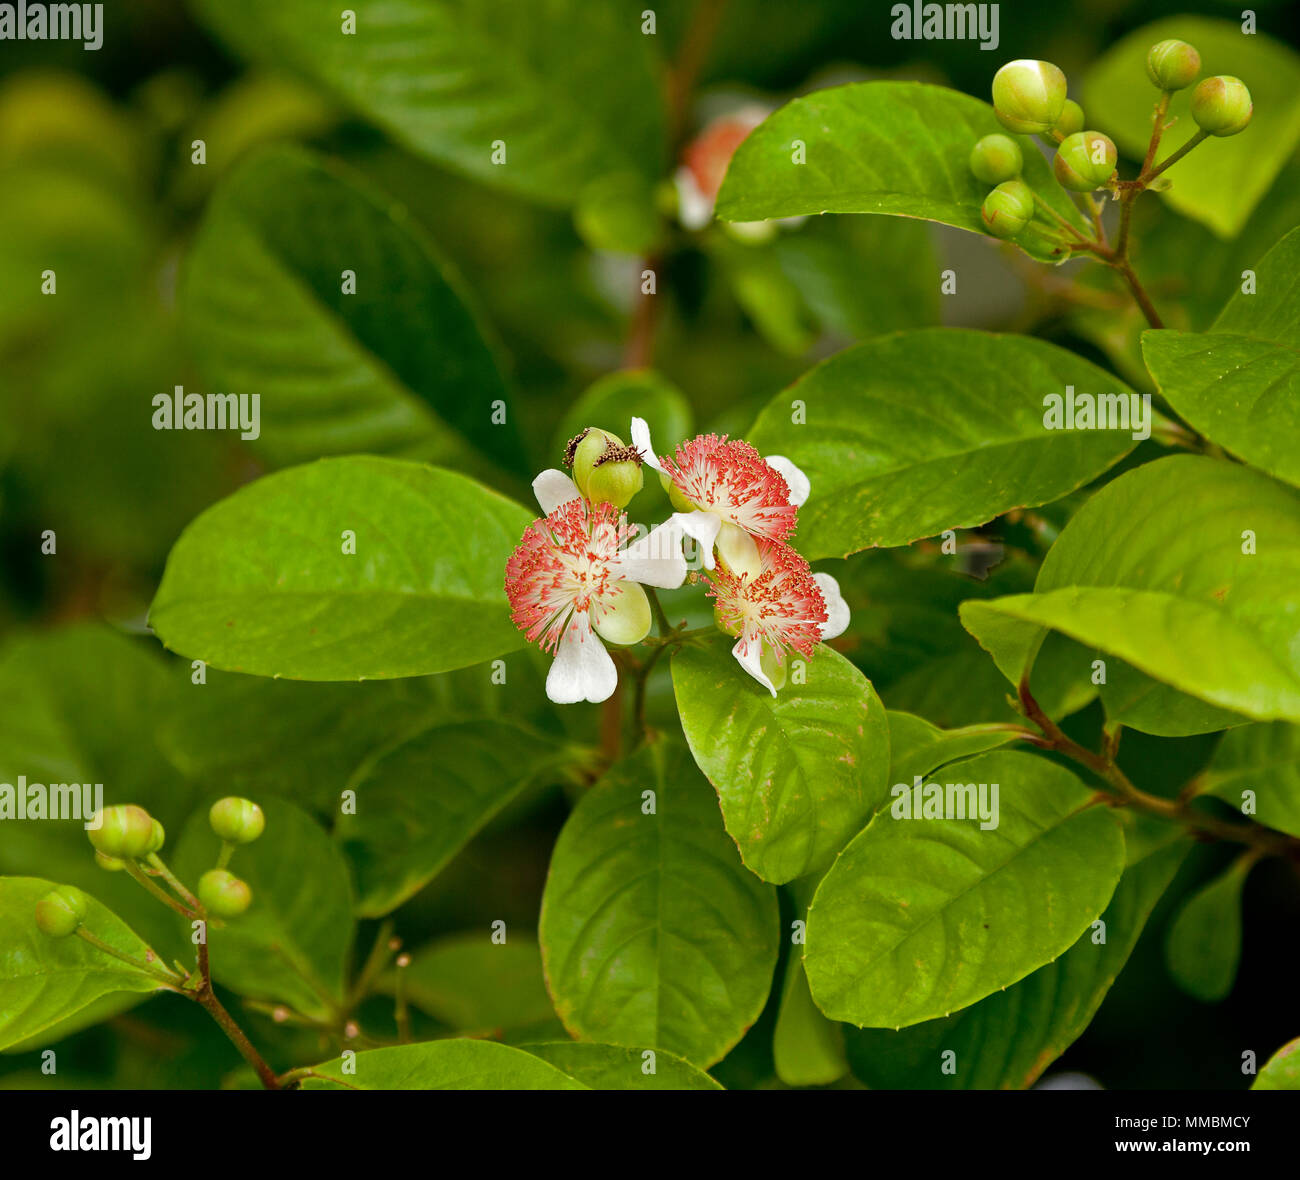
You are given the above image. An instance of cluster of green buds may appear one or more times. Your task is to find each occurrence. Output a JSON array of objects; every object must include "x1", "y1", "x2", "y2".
[
  {"x1": 198, "y1": 796, "x2": 264, "y2": 916},
  {"x1": 35, "y1": 797, "x2": 267, "y2": 939},
  {"x1": 974, "y1": 44, "x2": 1252, "y2": 247},
  {"x1": 564, "y1": 427, "x2": 644, "y2": 510},
  {"x1": 1145, "y1": 38, "x2": 1252, "y2": 136}
]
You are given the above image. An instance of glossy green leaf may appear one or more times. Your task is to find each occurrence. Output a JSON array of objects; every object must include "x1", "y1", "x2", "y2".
[
  {"x1": 1083, "y1": 18, "x2": 1300, "y2": 238},
  {"x1": 806, "y1": 751, "x2": 1125, "y2": 1029},
  {"x1": 174, "y1": 797, "x2": 355, "y2": 1020},
  {"x1": 746, "y1": 329, "x2": 1137, "y2": 558},
  {"x1": 337, "y1": 718, "x2": 567, "y2": 917},
  {"x1": 1144, "y1": 227, "x2": 1300, "y2": 488},
  {"x1": 1199, "y1": 722, "x2": 1300, "y2": 838},
  {"x1": 1097, "y1": 656, "x2": 1249, "y2": 739},
  {"x1": 1164, "y1": 856, "x2": 1251, "y2": 1003},
  {"x1": 539, "y1": 741, "x2": 779, "y2": 1066},
  {"x1": 961, "y1": 456, "x2": 1300, "y2": 725},
  {"x1": 672, "y1": 635, "x2": 890, "y2": 884},
  {"x1": 887, "y1": 710, "x2": 1026, "y2": 788},
  {"x1": 520, "y1": 1042, "x2": 723, "y2": 1090},
  {"x1": 149, "y1": 456, "x2": 533, "y2": 681},
  {"x1": 844, "y1": 841, "x2": 1186, "y2": 1088},
  {"x1": 0, "y1": 877, "x2": 164, "y2": 1052},
  {"x1": 382, "y1": 932, "x2": 554, "y2": 1032},
  {"x1": 716, "y1": 81, "x2": 1086, "y2": 261},
  {"x1": 189, "y1": 0, "x2": 664, "y2": 208},
  {"x1": 182, "y1": 146, "x2": 522, "y2": 475},
  {"x1": 302, "y1": 1039, "x2": 587, "y2": 1089},
  {"x1": 1253, "y1": 1036, "x2": 1300, "y2": 1090}
]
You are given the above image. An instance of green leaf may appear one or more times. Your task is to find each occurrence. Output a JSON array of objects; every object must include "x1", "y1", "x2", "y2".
[
  {"x1": 539, "y1": 741, "x2": 779, "y2": 1066},
  {"x1": 1254, "y1": 1036, "x2": 1300, "y2": 1090},
  {"x1": 174, "y1": 797, "x2": 355, "y2": 1020},
  {"x1": 1164, "y1": 856, "x2": 1252, "y2": 1003},
  {"x1": 746, "y1": 330, "x2": 1137, "y2": 558},
  {"x1": 1199, "y1": 722, "x2": 1300, "y2": 838},
  {"x1": 519, "y1": 1042, "x2": 723, "y2": 1091},
  {"x1": 671, "y1": 635, "x2": 890, "y2": 884},
  {"x1": 1083, "y1": 18, "x2": 1300, "y2": 238},
  {"x1": 0, "y1": 877, "x2": 164, "y2": 1052},
  {"x1": 301, "y1": 1039, "x2": 587, "y2": 1089},
  {"x1": 182, "y1": 146, "x2": 522, "y2": 476},
  {"x1": 188, "y1": 0, "x2": 664, "y2": 208},
  {"x1": 716, "y1": 81, "x2": 1087, "y2": 261},
  {"x1": 1097, "y1": 656, "x2": 1250, "y2": 739},
  {"x1": 386, "y1": 933, "x2": 554, "y2": 1032},
  {"x1": 769, "y1": 215, "x2": 941, "y2": 342},
  {"x1": 1144, "y1": 227, "x2": 1300, "y2": 488},
  {"x1": 337, "y1": 718, "x2": 566, "y2": 917},
  {"x1": 960, "y1": 456, "x2": 1300, "y2": 726},
  {"x1": 886, "y1": 710, "x2": 1026, "y2": 787},
  {"x1": 843, "y1": 840, "x2": 1186, "y2": 1088},
  {"x1": 805, "y1": 750, "x2": 1125, "y2": 1029},
  {"x1": 149, "y1": 456, "x2": 533, "y2": 681},
  {"x1": 155, "y1": 670, "x2": 452, "y2": 814}
]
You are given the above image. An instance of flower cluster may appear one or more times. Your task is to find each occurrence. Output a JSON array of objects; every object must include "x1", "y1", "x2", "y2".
[
  {"x1": 973, "y1": 45, "x2": 1251, "y2": 247},
  {"x1": 504, "y1": 416, "x2": 848, "y2": 702}
]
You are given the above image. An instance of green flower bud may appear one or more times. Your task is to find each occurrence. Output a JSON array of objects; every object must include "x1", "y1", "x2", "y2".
[
  {"x1": 565, "y1": 427, "x2": 644, "y2": 509},
  {"x1": 88, "y1": 804, "x2": 156, "y2": 860},
  {"x1": 981, "y1": 179, "x2": 1034, "y2": 239},
  {"x1": 209, "y1": 797, "x2": 265, "y2": 845},
  {"x1": 1146, "y1": 40, "x2": 1201, "y2": 91},
  {"x1": 591, "y1": 580, "x2": 651, "y2": 645},
  {"x1": 658, "y1": 470, "x2": 695, "y2": 513},
  {"x1": 94, "y1": 851, "x2": 126, "y2": 872},
  {"x1": 1191, "y1": 76, "x2": 1252, "y2": 136},
  {"x1": 198, "y1": 869, "x2": 252, "y2": 917},
  {"x1": 1053, "y1": 131, "x2": 1117, "y2": 191},
  {"x1": 144, "y1": 819, "x2": 165, "y2": 855},
  {"x1": 35, "y1": 885, "x2": 86, "y2": 938},
  {"x1": 992, "y1": 59, "x2": 1067, "y2": 135},
  {"x1": 968, "y1": 133, "x2": 1023, "y2": 185},
  {"x1": 1053, "y1": 99, "x2": 1085, "y2": 138}
]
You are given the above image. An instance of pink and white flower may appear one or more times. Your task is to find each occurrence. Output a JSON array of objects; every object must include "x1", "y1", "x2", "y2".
[
  {"x1": 630, "y1": 416, "x2": 810, "y2": 576},
  {"x1": 705, "y1": 538, "x2": 850, "y2": 695},
  {"x1": 504, "y1": 497, "x2": 686, "y2": 704}
]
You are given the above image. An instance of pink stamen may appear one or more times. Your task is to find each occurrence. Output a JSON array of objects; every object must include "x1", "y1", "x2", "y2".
[
  {"x1": 660, "y1": 434, "x2": 798, "y2": 541},
  {"x1": 504, "y1": 499, "x2": 635, "y2": 653}
]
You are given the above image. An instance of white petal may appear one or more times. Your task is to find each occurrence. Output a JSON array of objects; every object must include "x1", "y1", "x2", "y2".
[
  {"x1": 630, "y1": 416, "x2": 667, "y2": 474},
  {"x1": 673, "y1": 510, "x2": 722, "y2": 570},
  {"x1": 673, "y1": 166, "x2": 714, "y2": 231},
  {"x1": 765, "y1": 455, "x2": 810, "y2": 507},
  {"x1": 731, "y1": 631, "x2": 777, "y2": 697},
  {"x1": 616, "y1": 521, "x2": 687, "y2": 589},
  {"x1": 533, "y1": 469, "x2": 581, "y2": 515},
  {"x1": 546, "y1": 613, "x2": 617, "y2": 704},
  {"x1": 814, "y1": 572, "x2": 850, "y2": 640}
]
